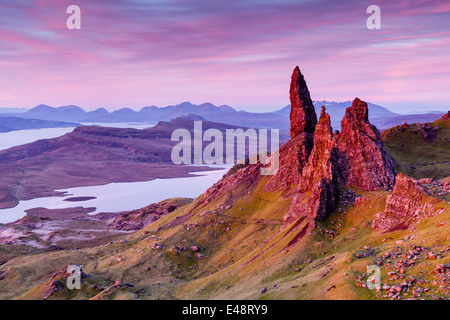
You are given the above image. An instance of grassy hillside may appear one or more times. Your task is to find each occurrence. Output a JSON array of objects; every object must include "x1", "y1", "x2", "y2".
[
  {"x1": 382, "y1": 116, "x2": 450, "y2": 180},
  {"x1": 0, "y1": 167, "x2": 448, "y2": 300}
]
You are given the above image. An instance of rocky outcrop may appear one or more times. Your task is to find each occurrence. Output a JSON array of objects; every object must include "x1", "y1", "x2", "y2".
[
  {"x1": 181, "y1": 70, "x2": 398, "y2": 226},
  {"x1": 264, "y1": 134, "x2": 313, "y2": 192},
  {"x1": 40, "y1": 265, "x2": 87, "y2": 299},
  {"x1": 416, "y1": 121, "x2": 440, "y2": 142},
  {"x1": 442, "y1": 111, "x2": 450, "y2": 121},
  {"x1": 285, "y1": 98, "x2": 397, "y2": 222},
  {"x1": 296, "y1": 107, "x2": 338, "y2": 220},
  {"x1": 300, "y1": 107, "x2": 337, "y2": 191},
  {"x1": 334, "y1": 98, "x2": 396, "y2": 191},
  {"x1": 289, "y1": 66, "x2": 317, "y2": 139},
  {"x1": 266, "y1": 67, "x2": 317, "y2": 192},
  {"x1": 275, "y1": 87, "x2": 396, "y2": 222},
  {"x1": 372, "y1": 174, "x2": 448, "y2": 231}
]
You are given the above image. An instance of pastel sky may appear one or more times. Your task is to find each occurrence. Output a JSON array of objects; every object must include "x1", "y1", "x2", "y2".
[{"x1": 1, "y1": 0, "x2": 449, "y2": 113}]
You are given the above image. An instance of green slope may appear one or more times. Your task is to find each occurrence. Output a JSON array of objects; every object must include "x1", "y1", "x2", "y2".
[
  {"x1": 382, "y1": 116, "x2": 450, "y2": 180},
  {"x1": 1, "y1": 165, "x2": 449, "y2": 300}
]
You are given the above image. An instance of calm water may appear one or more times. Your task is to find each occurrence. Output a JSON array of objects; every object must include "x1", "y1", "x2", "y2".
[
  {"x1": 0, "y1": 124, "x2": 230, "y2": 223},
  {"x1": 0, "y1": 166, "x2": 229, "y2": 224},
  {"x1": 0, "y1": 127, "x2": 76, "y2": 151}
]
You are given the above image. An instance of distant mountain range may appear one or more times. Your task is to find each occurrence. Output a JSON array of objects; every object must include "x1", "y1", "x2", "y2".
[{"x1": 0, "y1": 101, "x2": 446, "y2": 133}]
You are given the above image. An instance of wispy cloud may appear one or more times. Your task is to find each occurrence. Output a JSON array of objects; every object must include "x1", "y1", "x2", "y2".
[{"x1": 0, "y1": 0, "x2": 449, "y2": 112}]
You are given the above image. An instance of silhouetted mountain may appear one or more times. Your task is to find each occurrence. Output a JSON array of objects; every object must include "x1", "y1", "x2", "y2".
[
  {"x1": 23, "y1": 104, "x2": 87, "y2": 122},
  {"x1": 13, "y1": 101, "x2": 444, "y2": 132}
]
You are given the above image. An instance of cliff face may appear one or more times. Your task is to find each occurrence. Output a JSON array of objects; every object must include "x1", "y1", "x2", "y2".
[
  {"x1": 265, "y1": 67, "x2": 316, "y2": 192},
  {"x1": 334, "y1": 98, "x2": 396, "y2": 191},
  {"x1": 285, "y1": 96, "x2": 396, "y2": 222},
  {"x1": 372, "y1": 174, "x2": 447, "y2": 231},
  {"x1": 264, "y1": 134, "x2": 313, "y2": 192},
  {"x1": 289, "y1": 66, "x2": 317, "y2": 139},
  {"x1": 108, "y1": 198, "x2": 193, "y2": 231},
  {"x1": 295, "y1": 106, "x2": 339, "y2": 221}
]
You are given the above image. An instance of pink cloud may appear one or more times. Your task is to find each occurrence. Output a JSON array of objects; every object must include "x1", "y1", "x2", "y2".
[{"x1": 0, "y1": 0, "x2": 449, "y2": 113}]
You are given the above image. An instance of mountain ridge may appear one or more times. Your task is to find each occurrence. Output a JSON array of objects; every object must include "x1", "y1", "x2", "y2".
[{"x1": 5, "y1": 100, "x2": 443, "y2": 132}]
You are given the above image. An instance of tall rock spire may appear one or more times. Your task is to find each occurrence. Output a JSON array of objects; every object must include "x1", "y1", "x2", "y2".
[
  {"x1": 289, "y1": 66, "x2": 317, "y2": 139},
  {"x1": 265, "y1": 67, "x2": 317, "y2": 192}
]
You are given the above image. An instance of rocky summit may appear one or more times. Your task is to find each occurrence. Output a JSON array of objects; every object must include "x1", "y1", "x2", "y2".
[
  {"x1": 289, "y1": 66, "x2": 317, "y2": 139},
  {"x1": 334, "y1": 98, "x2": 396, "y2": 191},
  {"x1": 284, "y1": 96, "x2": 396, "y2": 222},
  {"x1": 265, "y1": 67, "x2": 317, "y2": 192}
]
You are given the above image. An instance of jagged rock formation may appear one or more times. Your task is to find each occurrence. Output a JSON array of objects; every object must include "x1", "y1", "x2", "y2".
[
  {"x1": 202, "y1": 71, "x2": 397, "y2": 224},
  {"x1": 300, "y1": 107, "x2": 337, "y2": 191},
  {"x1": 442, "y1": 111, "x2": 450, "y2": 121},
  {"x1": 289, "y1": 66, "x2": 317, "y2": 138},
  {"x1": 266, "y1": 67, "x2": 317, "y2": 192},
  {"x1": 285, "y1": 98, "x2": 397, "y2": 222},
  {"x1": 333, "y1": 98, "x2": 396, "y2": 191},
  {"x1": 298, "y1": 106, "x2": 339, "y2": 220},
  {"x1": 372, "y1": 174, "x2": 447, "y2": 231}
]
